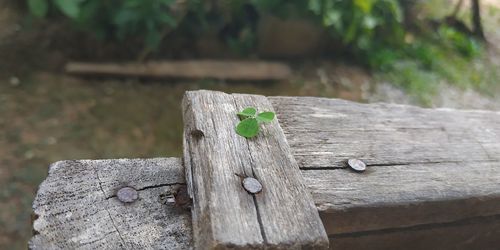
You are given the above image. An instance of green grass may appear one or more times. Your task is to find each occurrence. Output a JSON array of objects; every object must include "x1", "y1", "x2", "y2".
[
  {"x1": 376, "y1": 60, "x2": 438, "y2": 105},
  {"x1": 376, "y1": 41, "x2": 498, "y2": 105},
  {"x1": 374, "y1": 0, "x2": 499, "y2": 106}
]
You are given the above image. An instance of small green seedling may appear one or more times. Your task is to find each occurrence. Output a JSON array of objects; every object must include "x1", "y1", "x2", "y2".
[{"x1": 236, "y1": 107, "x2": 275, "y2": 138}]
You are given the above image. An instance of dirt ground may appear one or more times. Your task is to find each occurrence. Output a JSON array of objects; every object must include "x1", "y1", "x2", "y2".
[{"x1": 1, "y1": 1, "x2": 500, "y2": 249}]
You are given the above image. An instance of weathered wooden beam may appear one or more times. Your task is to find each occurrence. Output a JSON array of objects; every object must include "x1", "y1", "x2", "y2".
[
  {"x1": 29, "y1": 158, "x2": 192, "y2": 249},
  {"x1": 270, "y1": 96, "x2": 500, "y2": 168},
  {"x1": 182, "y1": 90, "x2": 328, "y2": 249},
  {"x1": 270, "y1": 96, "x2": 500, "y2": 234},
  {"x1": 30, "y1": 93, "x2": 500, "y2": 249},
  {"x1": 30, "y1": 158, "x2": 500, "y2": 250},
  {"x1": 305, "y1": 162, "x2": 500, "y2": 234},
  {"x1": 330, "y1": 214, "x2": 500, "y2": 250},
  {"x1": 65, "y1": 60, "x2": 292, "y2": 80}
]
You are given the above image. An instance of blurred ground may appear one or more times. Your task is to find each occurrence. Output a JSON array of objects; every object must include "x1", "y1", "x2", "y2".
[{"x1": 0, "y1": 1, "x2": 500, "y2": 249}]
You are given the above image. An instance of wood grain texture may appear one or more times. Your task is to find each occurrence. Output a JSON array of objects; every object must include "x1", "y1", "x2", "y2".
[
  {"x1": 269, "y1": 96, "x2": 500, "y2": 234},
  {"x1": 330, "y1": 214, "x2": 500, "y2": 250},
  {"x1": 66, "y1": 60, "x2": 291, "y2": 80},
  {"x1": 270, "y1": 97, "x2": 500, "y2": 169},
  {"x1": 29, "y1": 158, "x2": 192, "y2": 250},
  {"x1": 305, "y1": 162, "x2": 500, "y2": 234},
  {"x1": 182, "y1": 90, "x2": 328, "y2": 249},
  {"x1": 31, "y1": 94, "x2": 500, "y2": 249}
]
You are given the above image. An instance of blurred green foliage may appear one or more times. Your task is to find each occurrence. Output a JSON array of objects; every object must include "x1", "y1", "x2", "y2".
[
  {"x1": 438, "y1": 25, "x2": 481, "y2": 58},
  {"x1": 376, "y1": 22, "x2": 488, "y2": 104},
  {"x1": 309, "y1": 0, "x2": 405, "y2": 62},
  {"x1": 26, "y1": 0, "x2": 491, "y2": 104},
  {"x1": 27, "y1": 0, "x2": 178, "y2": 48},
  {"x1": 26, "y1": 0, "x2": 406, "y2": 55},
  {"x1": 26, "y1": 0, "x2": 480, "y2": 62}
]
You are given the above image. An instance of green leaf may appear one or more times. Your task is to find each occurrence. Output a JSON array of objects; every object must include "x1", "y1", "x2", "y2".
[
  {"x1": 114, "y1": 9, "x2": 139, "y2": 26},
  {"x1": 236, "y1": 118, "x2": 259, "y2": 138},
  {"x1": 158, "y1": 13, "x2": 177, "y2": 27},
  {"x1": 354, "y1": 0, "x2": 374, "y2": 13},
  {"x1": 256, "y1": 112, "x2": 275, "y2": 123},
  {"x1": 145, "y1": 30, "x2": 162, "y2": 49},
  {"x1": 323, "y1": 10, "x2": 341, "y2": 28},
  {"x1": 53, "y1": 0, "x2": 81, "y2": 18},
  {"x1": 159, "y1": 0, "x2": 176, "y2": 4},
  {"x1": 308, "y1": 0, "x2": 321, "y2": 14},
  {"x1": 343, "y1": 13, "x2": 360, "y2": 43},
  {"x1": 363, "y1": 15, "x2": 377, "y2": 29},
  {"x1": 237, "y1": 107, "x2": 257, "y2": 119},
  {"x1": 28, "y1": 0, "x2": 49, "y2": 18}
]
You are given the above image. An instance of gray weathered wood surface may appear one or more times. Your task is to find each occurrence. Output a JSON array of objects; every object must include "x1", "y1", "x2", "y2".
[
  {"x1": 182, "y1": 90, "x2": 328, "y2": 249},
  {"x1": 270, "y1": 96, "x2": 500, "y2": 235},
  {"x1": 30, "y1": 158, "x2": 192, "y2": 250},
  {"x1": 31, "y1": 92, "x2": 500, "y2": 249},
  {"x1": 30, "y1": 158, "x2": 500, "y2": 250}
]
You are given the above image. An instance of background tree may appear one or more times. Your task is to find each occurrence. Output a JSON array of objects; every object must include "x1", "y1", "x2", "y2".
[{"x1": 471, "y1": 0, "x2": 485, "y2": 39}]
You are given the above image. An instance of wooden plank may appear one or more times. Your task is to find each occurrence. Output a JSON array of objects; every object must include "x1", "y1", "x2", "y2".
[
  {"x1": 29, "y1": 158, "x2": 192, "y2": 250},
  {"x1": 304, "y1": 162, "x2": 500, "y2": 234},
  {"x1": 182, "y1": 90, "x2": 328, "y2": 249},
  {"x1": 270, "y1": 96, "x2": 500, "y2": 169},
  {"x1": 269, "y1": 96, "x2": 500, "y2": 233},
  {"x1": 65, "y1": 60, "x2": 292, "y2": 80},
  {"x1": 30, "y1": 158, "x2": 500, "y2": 249},
  {"x1": 31, "y1": 94, "x2": 500, "y2": 249},
  {"x1": 330, "y1": 214, "x2": 500, "y2": 250}
]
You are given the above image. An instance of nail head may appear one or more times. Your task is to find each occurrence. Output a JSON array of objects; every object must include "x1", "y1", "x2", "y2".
[
  {"x1": 190, "y1": 129, "x2": 204, "y2": 139},
  {"x1": 348, "y1": 159, "x2": 366, "y2": 172},
  {"x1": 242, "y1": 177, "x2": 262, "y2": 194},
  {"x1": 117, "y1": 186, "x2": 138, "y2": 203}
]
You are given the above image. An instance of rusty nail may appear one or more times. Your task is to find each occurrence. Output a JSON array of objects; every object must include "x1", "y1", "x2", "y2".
[
  {"x1": 190, "y1": 129, "x2": 204, "y2": 139},
  {"x1": 117, "y1": 186, "x2": 138, "y2": 203},
  {"x1": 242, "y1": 177, "x2": 262, "y2": 194},
  {"x1": 174, "y1": 185, "x2": 191, "y2": 207},
  {"x1": 347, "y1": 159, "x2": 366, "y2": 172}
]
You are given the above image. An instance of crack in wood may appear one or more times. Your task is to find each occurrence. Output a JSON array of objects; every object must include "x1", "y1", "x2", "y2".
[
  {"x1": 299, "y1": 159, "x2": 500, "y2": 170},
  {"x1": 94, "y1": 165, "x2": 127, "y2": 248},
  {"x1": 232, "y1": 96, "x2": 268, "y2": 244},
  {"x1": 105, "y1": 183, "x2": 186, "y2": 200},
  {"x1": 30, "y1": 158, "x2": 192, "y2": 250}
]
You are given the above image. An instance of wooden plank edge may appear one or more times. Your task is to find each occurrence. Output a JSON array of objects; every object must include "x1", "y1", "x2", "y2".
[{"x1": 65, "y1": 60, "x2": 292, "y2": 80}]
